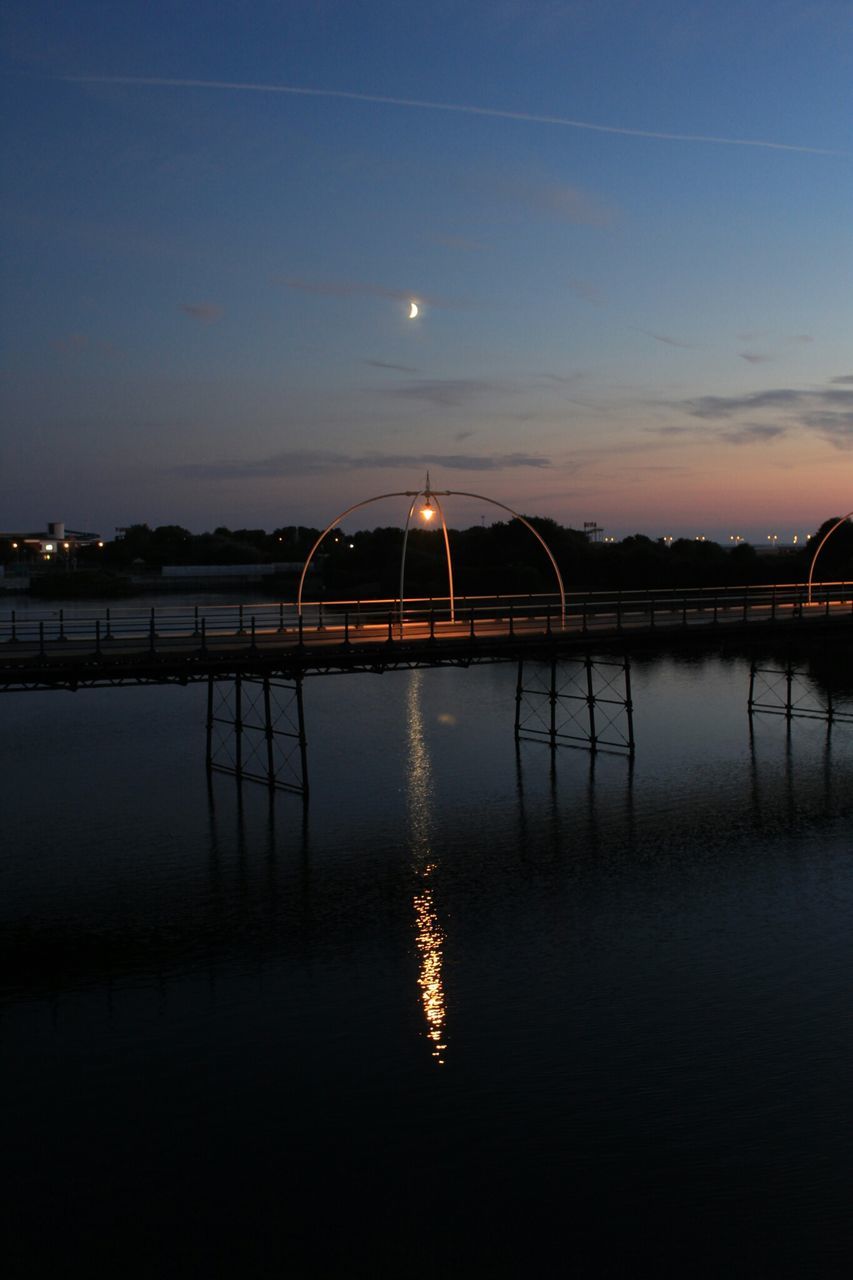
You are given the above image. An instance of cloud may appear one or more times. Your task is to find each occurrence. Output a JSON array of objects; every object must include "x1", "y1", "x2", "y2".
[
  {"x1": 738, "y1": 350, "x2": 774, "y2": 363},
  {"x1": 180, "y1": 302, "x2": 223, "y2": 323},
  {"x1": 527, "y1": 181, "x2": 614, "y2": 226},
  {"x1": 364, "y1": 359, "x2": 420, "y2": 373},
  {"x1": 682, "y1": 386, "x2": 846, "y2": 419},
  {"x1": 683, "y1": 390, "x2": 795, "y2": 418},
  {"x1": 567, "y1": 278, "x2": 603, "y2": 305},
  {"x1": 55, "y1": 332, "x2": 89, "y2": 353},
  {"x1": 54, "y1": 333, "x2": 125, "y2": 359},
  {"x1": 539, "y1": 370, "x2": 585, "y2": 384},
  {"x1": 720, "y1": 423, "x2": 787, "y2": 444},
  {"x1": 635, "y1": 327, "x2": 693, "y2": 349},
  {"x1": 170, "y1": 449, "x2": 551, "y2": 480},
  {"x1": 799, "y1": 411, "x2": 853, "y2": 445},
  {"x1": 787, "y1": 334, "x2": 814, "y2": 344},
  {"x1": 677, "y1": 380, "x2": 853, "y2": 449},
  {"x1": 380, "y1": 376, "x2": 513, "y2": 407},
  {"x1": 64, "y1": 76, "x2": 847, "y2": 155},
  {"x1": 493, "y1": 177, "x2": 614, "y2": 226},
  {"x1": 831, "y1": 374, "x2": 853, "y2": 384}
]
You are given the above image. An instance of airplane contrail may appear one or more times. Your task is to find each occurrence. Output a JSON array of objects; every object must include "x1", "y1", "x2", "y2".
[{"x1": 60, "y1": 75, "x2": 844, "y2": 156}]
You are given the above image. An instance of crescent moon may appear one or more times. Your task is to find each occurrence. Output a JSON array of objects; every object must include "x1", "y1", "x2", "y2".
[{"x1": 408, "y1": 301, "x2": 419, "y2": 319}]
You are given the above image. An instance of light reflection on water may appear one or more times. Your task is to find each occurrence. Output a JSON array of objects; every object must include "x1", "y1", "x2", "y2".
[
  {"x1": 2, "y1": 640, "x2": 853, "y2": 1274},
  {"x1": 406, "y1": 669, "x2": 447, "y2": 1064}
]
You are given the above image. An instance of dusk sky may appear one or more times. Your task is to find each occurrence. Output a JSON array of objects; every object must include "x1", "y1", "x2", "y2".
[{"x1": 2, "y1": 1, "x2": 851, "y2": 541}]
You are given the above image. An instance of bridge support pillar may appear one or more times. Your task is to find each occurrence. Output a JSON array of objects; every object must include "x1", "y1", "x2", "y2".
[
  {"x1": 206, "y1": 673, "x2": 309, "y2": 797},
  {"x1": 514, "y1": 654, "x2": 635, "y2": 755},
  {"x1": 748, "y1": 661, "x2": 852, "y2": 727}
]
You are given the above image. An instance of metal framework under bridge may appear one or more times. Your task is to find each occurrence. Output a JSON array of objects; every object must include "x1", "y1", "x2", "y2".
[{"x1": 1, "y1": 580, "x2": 851, "y2": 798}]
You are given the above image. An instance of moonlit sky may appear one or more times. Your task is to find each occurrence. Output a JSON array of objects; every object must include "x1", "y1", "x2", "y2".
[{"x1": 2, "y1": 1, "x2": 851, "y2": 541}]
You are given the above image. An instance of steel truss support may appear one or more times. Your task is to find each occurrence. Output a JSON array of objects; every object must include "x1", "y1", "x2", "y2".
[
  {"x1": 206, "y1": 673, "x2": 309, "y2": 796},
  {"x1": 514, "y1": 653, "x2": 635, "y2": 755},
  {"x1": 748, "y1": 661, "x2": 852, "y2": 725}
]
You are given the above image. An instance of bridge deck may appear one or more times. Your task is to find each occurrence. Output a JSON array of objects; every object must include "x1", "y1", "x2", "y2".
[{"x1": 1, "y1": 583, "x2": 850, "y2": 691}]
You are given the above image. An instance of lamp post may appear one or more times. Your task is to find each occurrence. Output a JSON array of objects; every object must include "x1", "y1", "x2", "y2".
[
  {"x1": 399, "y1": 474, "x2": 456, "y2": 623},
  {"x1": 296, "y1": 478, "x2": 567, "y2": 628}
]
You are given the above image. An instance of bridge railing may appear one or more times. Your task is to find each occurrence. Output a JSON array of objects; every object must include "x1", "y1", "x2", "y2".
[{"x1": 1, "y1": 580, "x2": 852, "y2": 650}]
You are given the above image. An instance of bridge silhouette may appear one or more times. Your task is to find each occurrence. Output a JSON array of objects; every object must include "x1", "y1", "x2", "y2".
[
  {"x1": 3, "y1": 580, "x2": 850, "y2": 797},
  {"x1": 1, "y1": 579, "x2": 851, "y2": 689}
]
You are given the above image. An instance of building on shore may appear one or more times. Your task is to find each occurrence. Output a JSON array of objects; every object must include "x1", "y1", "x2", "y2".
[{"x1": 0, "y1": 521, "x2": 103, "y2": 567}]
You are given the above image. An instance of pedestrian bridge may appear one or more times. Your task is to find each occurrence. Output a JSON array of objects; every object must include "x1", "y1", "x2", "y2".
[
  {"x1": 2, "y1": 580, "x2": 850, "y2": 798},
  {"x1": 1, "y1": 580, "x2": 850, "y2": 692}
]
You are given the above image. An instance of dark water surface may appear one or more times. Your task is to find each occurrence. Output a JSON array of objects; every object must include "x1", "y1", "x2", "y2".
[{"x1": 3, "y1": 637, "x2": 852, "y2": 1277}]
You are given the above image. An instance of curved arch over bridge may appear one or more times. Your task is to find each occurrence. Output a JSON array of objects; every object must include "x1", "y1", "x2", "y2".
[
  {"x1": 447, "y1": 490, "x2": 566, "y2": 625},
  {"x1": 296, "y1": 485, "x2": 567, "y2": 626},
  {"x1": 399, "y1": 486, "x2": 455, "y2": 621},
  {"x1": 807, "y1": 511, "x2": 853, "y2": 604}
]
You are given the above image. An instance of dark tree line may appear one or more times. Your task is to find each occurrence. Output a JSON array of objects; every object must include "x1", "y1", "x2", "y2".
[
  {"x1": 320, "y1": 517, "x2": 853, "y2": 596},
  {"x1": 7, "y1": 516, "x2": 850, "y2": 596},
  {"x1": 94, "y1": 523, "x2": 322, "y2": 569}
]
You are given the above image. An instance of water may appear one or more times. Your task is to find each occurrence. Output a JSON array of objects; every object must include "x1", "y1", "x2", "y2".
[{"x1": 3, "y1": 632, "x2": 853, "y2": 1277}]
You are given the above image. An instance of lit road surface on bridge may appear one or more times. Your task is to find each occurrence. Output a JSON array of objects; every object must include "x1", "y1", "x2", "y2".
[{"x1": 1, "y1": 590, "x2": 851, "y2": 671}]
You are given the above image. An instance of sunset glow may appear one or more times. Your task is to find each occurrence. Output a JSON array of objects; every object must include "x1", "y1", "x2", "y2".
[{"x1": 1, "y1": 4, "x2": 849, "y2": 541}]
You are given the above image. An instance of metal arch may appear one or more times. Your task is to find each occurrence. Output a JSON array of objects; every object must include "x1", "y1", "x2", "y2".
[
  {"x1": 399, "y1": 488, "x2": 456, "y2": 624},
  {"x1": 399, "y1": 493, "x2": 420, "y2": 619},
  {"x1": 431, "y1": 492, "x2": 456, "y2": 623},
  {"x1": 297, "y1": 491, "x2": 415, "y2": 615},
  {"x1": 298, "y1": 485, "x2": 567, "y2": 628},
  {"x1": 807, "y1": 510, "x2": 853, "y2": 605},
  {"x1": 445, "y1": 491, "x2": 566, "y2": 626}
]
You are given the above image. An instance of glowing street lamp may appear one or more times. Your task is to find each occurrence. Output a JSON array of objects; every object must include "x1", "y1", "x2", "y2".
[{"x1": 297, "y1": 475, "x2": 567, "y2": 628}]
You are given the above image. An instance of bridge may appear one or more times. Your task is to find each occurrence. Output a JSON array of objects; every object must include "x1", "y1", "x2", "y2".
[
  {"x1": 3, "y1": 580, "x2": 850, "y2": 797},
  {"x1": 1, "y1": 580, "x2": 851, "y2": 692},
  {"x1": 0, "y1": 586, "x2": 845, "y2": 696}
]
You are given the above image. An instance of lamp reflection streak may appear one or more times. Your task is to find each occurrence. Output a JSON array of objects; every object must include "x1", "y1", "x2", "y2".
[{"x1": 406, "y1": 670, "x2": 448, "y2": 1064}]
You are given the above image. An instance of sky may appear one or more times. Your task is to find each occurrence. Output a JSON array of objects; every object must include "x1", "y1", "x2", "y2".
[{"x1": 1, "y1": 0, "x2": 851, "y2": 542}]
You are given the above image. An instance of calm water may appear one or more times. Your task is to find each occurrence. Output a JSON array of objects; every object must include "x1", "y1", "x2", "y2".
[{"x1": 3, "y1": 629, "x2": 853, "y2": 1277}]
